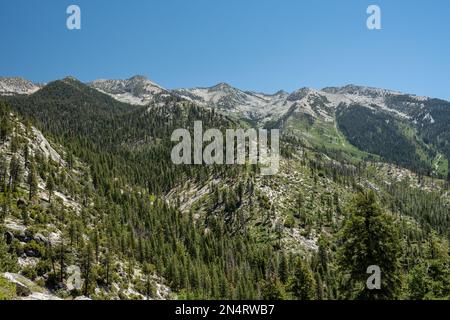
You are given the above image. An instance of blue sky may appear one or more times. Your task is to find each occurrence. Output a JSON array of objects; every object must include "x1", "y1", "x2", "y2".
[{"x1": 1, "y1": 0, "x2": 449, "y2": 99}]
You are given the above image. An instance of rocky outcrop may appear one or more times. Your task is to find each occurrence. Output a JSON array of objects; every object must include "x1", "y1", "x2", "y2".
[
  {"x1": 3, "y1": 273, "x2": 34, "y2": 297},
  {"x1": 0, "y1": 77, "x2": 41, "y2": 95},
  {"x1": 21, "y1": 292, "x2": 62, "y2": 300},
  {"x1": 2, "y1": 273, "x2": 62, "y2": 300}
]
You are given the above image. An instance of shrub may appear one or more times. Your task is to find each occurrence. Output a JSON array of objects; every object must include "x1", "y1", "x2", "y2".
[
  {"x1": 23, "y1": 240, "x2": 45, "y2": 257},
  {"x1": 21, "y1": 266, "x2": 38, "y2": 280},
  {"x1": 0, "y1": 276, "x2": 16, "y2": 300},
  {"x1": 284, "y1": 214, "x2": 295, "y2": 228}
]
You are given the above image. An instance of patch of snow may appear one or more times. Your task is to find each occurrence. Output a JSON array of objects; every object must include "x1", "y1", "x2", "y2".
[
  {"x1": 89, "y1": 75, "x2": 166, "y2": 105},
  {"x1": 0, "y1": 77, "x2": 41, "y2": 96},
  {"x1": 423, "y1": 113, "x2": 435, "y2": 124}
]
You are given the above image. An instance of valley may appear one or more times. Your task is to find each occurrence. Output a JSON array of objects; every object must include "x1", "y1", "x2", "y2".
[{"x1": 0, "y1": 75, "x2": 448, "y2": 300}]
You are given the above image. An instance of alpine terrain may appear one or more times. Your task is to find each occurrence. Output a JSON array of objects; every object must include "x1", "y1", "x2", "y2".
[{"x1": 0, "y1": 75, "x2": 448, "y2": 300}]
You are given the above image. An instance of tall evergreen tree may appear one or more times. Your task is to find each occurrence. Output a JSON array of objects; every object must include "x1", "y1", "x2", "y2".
[
  {"x1": 46, "y1": 175, "x2": 55, "y2": 203},
  {"x1": 8, "y1": 155, "x2": 21, "y2": 192},
  {"x1": 287, "y1": 258, "x2": 316, "y2": 300},
  {"x1": 260, "y1": 274, "x2": 286, "y2": 300},
  {"x1": 0, "y1": 235, "x2": 17, "y2": 272},
  {"x1": 27, "y1": 161, "x2": 38, "y2": 201},
  {"x1": 337, "y1": 191, "x2": 403, "y2": 299}
]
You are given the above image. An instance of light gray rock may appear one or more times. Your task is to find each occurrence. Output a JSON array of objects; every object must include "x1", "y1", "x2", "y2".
[
  {"x1": 3, "y1": 272, "x2": 33, "y2": 297},
  {"x1": 21, "y1": 292, "x2": 62, "y2": 300},
  {"x1": 3, "y1": 272, "x2": 64, "y2": 300},
  {"x1": 33, "y1": 233, "x2": 49, "y2": 245}
]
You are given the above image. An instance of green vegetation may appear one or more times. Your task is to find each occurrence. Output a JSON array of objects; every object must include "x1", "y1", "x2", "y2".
[
  {"x1": 0, "y1": 276, "x2": 15, "y2": 300},
  {"x1": 0, "y1": 81, "x2": 448, "y2": 300},
  {"x1": 337, "y1": 191, "x2": 403, "y2": 299},
  {"x1": 270, "y1": 107, "x2": 372, "y2": 165},
  {"x1": 336, "y1": 105, "x2": 441, "y2": 176}
]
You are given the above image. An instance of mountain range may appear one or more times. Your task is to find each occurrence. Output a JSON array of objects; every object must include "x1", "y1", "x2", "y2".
[
  {"x1": 0, "y1": 75, "x2": 449, "y2": 300},
  {"x1": 2, "y1": 75, "x2": 449, "y2": 177}
]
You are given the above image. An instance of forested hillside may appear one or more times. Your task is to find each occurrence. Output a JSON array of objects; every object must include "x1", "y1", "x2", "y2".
[
  {"x1": 0, "y1": 78, "x2": 449, "y2": 300},
  {"x1": 336, "y1": 105, "x2": 437, "y2": 175}
]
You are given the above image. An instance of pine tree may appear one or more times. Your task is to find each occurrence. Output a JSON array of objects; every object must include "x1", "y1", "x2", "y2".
[
  {"x1": 0, "y1": 235, "x2": 17, "y2": 272},
  {"x1": 104, "y1": 247, "x2": 112, "y2": 287},
  {"x1": 408, "y1": 233, "x2": 450, "y2": 299},
  {"x1": 446, "y1": 164, "x2": 450, "y2": 188},
  {"x1": 46, "y1": 175, "x2": 55, "y2": 203},
  {"x1": 59, "y1": 242, "x2": 65, "y2": 284},
  {"x1": 8, "y1": 155, "x2": 21, "y2": 192},
  {"x1": 287, "y1": 258, "x2": 316, "y2": 300},
  {"x1": 143, "y1": 263, "x2": 155, "y2": 299},
  {"x1": 23, "y1": 144, "x2": 29, "y2": 168},
  {"x1": 0, "y1": 102, "x2": 12, "y2": 141},
  {"x1": 337, "y1": 191, "x2": 403, "y2": 299},
  {"x1": 27, "y1": 161, "x2": 38, "y2": 201},
  {"x1": 260, "y1": 274, "x2": 286, "y2": 300},
  {"x1": 317, "y1": 236, "x2": 329, "y2": 274},
  {"x1": 47, "y1": 242, "x2": 56, "y2": 277},
  {"x1": 278, "y1": 253, "x2": 289, "y2": 283},
  {"x1": 82, "y1": 244, "x2": 95, "y2": 296},
  {"x1": 0, "y1": 154, "x2": 8, "y2": 192}
]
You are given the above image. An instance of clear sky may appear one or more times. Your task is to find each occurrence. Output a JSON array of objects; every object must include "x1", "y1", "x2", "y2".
[{"x1": 1, "y1": 0, "x2": 449, "y2": 99}]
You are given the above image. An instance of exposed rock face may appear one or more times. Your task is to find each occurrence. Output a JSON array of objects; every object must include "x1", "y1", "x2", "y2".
[
  {"x1": 31, "y1": 127, "x2": 64, "y2": 164},
  {"x1": 0, "y1": 77, "x2": 41, "y2": 96},
  {"x1": 2, "y1": 273, "x2": 63, "y2": 300},
  {"x1": 4, "y1": 218, "x2": 27, "y2": 234},
  {"x1": 33, "y1": 233, "x2": 49, "y2": 245},
  {"x1": 89, "y1": 75, "x2": 167, "y2": 105},
  {"x1": 173, "y1": 83, "x2": 294, "y2": 122},
  {"x1": 3, "y1": 273, "x2": 33, "y2": 297},
  {"x1": 173, "y1": 83, "x2": 437, "y2": 124},
  {"x1": 21, "y1": 292, "x2": 62, "y2": 300}
]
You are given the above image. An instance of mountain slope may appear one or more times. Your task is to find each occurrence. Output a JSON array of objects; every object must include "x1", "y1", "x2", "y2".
[
  {"x1": 173, "y1": 83, "x2": 294, "y2": 123},
  {"x1": 0, "y1": 77, "x2": 449, "y2": 300},
  {"x1": 3, "y1": 76, "x2": 449, "y2": 177},
  {"x1": 0, "y1": 102, "x2": 171, "y2": 299},
  {"x1": 1, "y1": 80, "x2": 298, "y2": 300},
  {"x1": 0, "y1": 77, "x2": 41, "y2": 96},
  {"x1": 89, "y1": 75, "x2": 168, "y2": 105},
  {"x1": 265, "y1": 86, "x2": 449, "y2": 177},
  {"x1": 336, "y1": 104, "x2": 437, "y2": 174}
]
